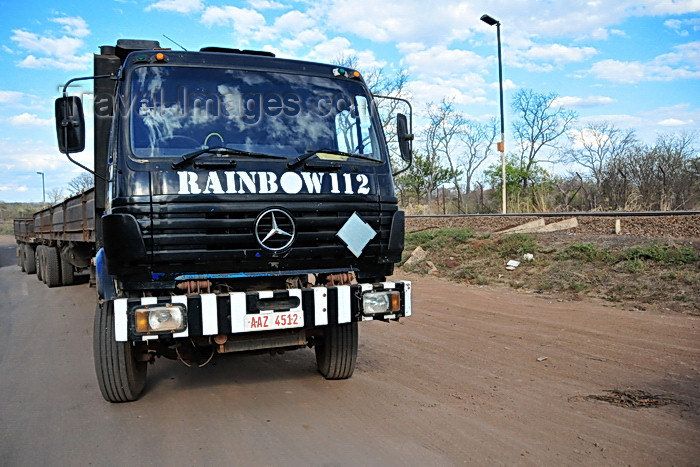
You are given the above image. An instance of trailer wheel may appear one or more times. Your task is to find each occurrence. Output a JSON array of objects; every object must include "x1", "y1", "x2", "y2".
[
  {"x1": 315, "y1": 322, "x2": 358, "y2": 380},
  {"x1": 23, "y1": 245, "x2": 36, "y2": 274},
  {"x1": 94, "y1": 301, "x2": 147, "y2": 402},
  {"x1": 35, "y1": 246, "x2": 44, "y2": 282},
  {"x1": 44, "y1": 247, "x2": 61, "y2": 288},
  {"x1": 61, "y1": 254, "x2": 74, "y2": 286}
]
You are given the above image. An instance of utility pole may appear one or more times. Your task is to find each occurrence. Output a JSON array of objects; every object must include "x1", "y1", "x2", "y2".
[
  {"x1": 37, "y1": 171, "x2": 46, "y2": 203},
  {"x1": 481, "y1": 14, "x2": 507, "y2": 213}
]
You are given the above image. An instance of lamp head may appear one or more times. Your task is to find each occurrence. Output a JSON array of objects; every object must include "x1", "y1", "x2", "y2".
[{"x1": 480, "y1": 14, "x2": 499, "y2": 26}]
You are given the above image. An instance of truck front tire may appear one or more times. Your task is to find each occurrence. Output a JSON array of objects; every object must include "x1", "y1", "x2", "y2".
[
  {"x1": 315, "y1": 322, "x2": 358, "y2": 380},
  {"x1": 94, "y1": 301, "x2": 147, "y2": 402}
]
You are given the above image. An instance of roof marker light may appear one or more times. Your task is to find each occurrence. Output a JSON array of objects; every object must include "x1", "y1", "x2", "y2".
[{"x1": 155, "y1": 52, "x2": 165, "y2": 61}]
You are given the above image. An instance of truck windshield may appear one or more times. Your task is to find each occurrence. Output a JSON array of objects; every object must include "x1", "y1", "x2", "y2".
[{"x1": 128, "y1": 65, "x2": 382, "y2": 162}]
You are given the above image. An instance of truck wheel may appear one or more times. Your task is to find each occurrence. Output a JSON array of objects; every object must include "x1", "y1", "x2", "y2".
[
  {"x1": 315, "y1": 322, "x2": 358, "y2": 380},
  {"x1": 35, "y1": 246, "x2": 44, "y2": 282},
  {"x1": 44, "y1": 247, "x2": 61, "y2": 288},
  {"x1": 94, "y1": 301, "x2": 147, "y2": 402},
  {"x1": 23, "y1": 245, "x2": 36, "y2": 274},
  {"x1": 18, "y1": 246, "x2": 24, "y2": 270},
  {"x1": 61, "y1": 255, "x2": 74, "y2": 286}
]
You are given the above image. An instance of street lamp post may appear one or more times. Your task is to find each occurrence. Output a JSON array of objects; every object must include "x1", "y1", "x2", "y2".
[
  {"x1": 37, "y1": 171, "x2": 45, "y2": 203},
  {"x1": 480, "y1": 14, "x2": 507, "y2": 214}
]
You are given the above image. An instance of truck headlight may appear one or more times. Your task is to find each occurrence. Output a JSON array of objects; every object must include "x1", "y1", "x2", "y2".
[
  {"x1": 134, "y1": 304, "x2": 186, "y2": 334},
  {"x1": 363, "y1": 291, "x2": 400, "y2": 315}
]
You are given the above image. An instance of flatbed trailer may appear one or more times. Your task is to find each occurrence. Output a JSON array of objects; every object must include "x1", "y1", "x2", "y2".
[{"x1": 14, "y1": 188, "x2": 95, "y2": 287}]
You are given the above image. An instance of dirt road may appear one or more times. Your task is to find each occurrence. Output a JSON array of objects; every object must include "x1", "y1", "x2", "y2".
[{"x1": 1, "y1": 235, "x2": 698, "y2": 465}]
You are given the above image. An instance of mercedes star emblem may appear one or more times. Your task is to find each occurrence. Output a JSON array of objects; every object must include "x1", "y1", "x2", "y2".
[{"x1": 254, "y1": 208, "x2": 295, "y2": 251}]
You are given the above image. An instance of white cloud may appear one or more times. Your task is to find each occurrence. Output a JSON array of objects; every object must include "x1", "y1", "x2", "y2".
[
  {"x1": 200, "y1": 6, "x2": 270, "y2": 42},
  {"x1": 401, "y1": 45, "x2": 487, "y2": 79},
  {"x1": 610, "y1": 29, "x2": 628, "y2": 38},
  {"x1": 17, "y1": 53, "x2": 92, "y2": 71},
  {"x1": 658, "y1": 118, "x2": 693, "y2": 126},
  {"x1": 10, "y1": 16, "x2": 92, "y2": 71},
  {"x1": 0, "y1": 185, "x2": 28, "y2": 193},
  {"x1": 11, "y1": 29, "x2": 83, "y2": 57},
  {"x1": 200, "y1": 5, "x2": 266, "y2": 28},
  {"x1": 524, "y1": 44, "x2": 598, "y2": 64},
  {"x1": 295, "y1": 29, "x2": 327, "y2": 46},
  {"x1": 322, "y1": 0, "x2": 477, "y2": 45},
  {"x1": 0, "y1": 91, "x2": 25, "y2": 104},
  {"x1": 590, "y1": 58, "x2": 700, "y2": 83},
  {"x1": 306, "y1": 36, "x2": 352, "y2": 61},
  {"x1": 656, "y1": 41, "x2": 700, "y2": 67},
  {"x1": 589, "y1": 27, "x2": 609, "y2": 40},
  {"x1": 274, "y1": 11, "x2": 315, "y2": 33},
  {"x1": 553, "y1": 95, "x2": 616, "y2": 108},
  {"x1": 665, "y1": 19, "x2": 683, "y2": 30},
  {"x1": 9, "y1": 113, "x2": 53, "y2": 127},
  {"x1": 146, "y1": 0, "x2": 203, "y2": 13},
  {"x1": 52, "y1": 16, "x2": 90, "y2": 38},
  {"x1": 248, "y1": 0, "x2": 286, "y2": 9},
  {"x1": 589, "y1": 41, "x2": 700, "y2": 83}
]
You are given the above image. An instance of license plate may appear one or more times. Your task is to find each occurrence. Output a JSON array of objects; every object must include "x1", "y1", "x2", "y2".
[{"x1": 244, "y1": 310, "x2": 304, "y2": 331}]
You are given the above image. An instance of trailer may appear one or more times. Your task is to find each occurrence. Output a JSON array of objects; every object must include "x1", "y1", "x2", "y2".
[{"x1": 15, "y1": 188, "x2": 95, "y2": 287}]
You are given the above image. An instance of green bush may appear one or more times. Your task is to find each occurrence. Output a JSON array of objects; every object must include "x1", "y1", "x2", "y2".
[
  {"x1": 494, "y1": 233, "x2": 537, "y2": 258},
  {"x1": 556, "y1": 243, "x2": 611, "y2": 262},
  {"x1": 619, "y1": 244, "x2": 696, "y2": 264}
]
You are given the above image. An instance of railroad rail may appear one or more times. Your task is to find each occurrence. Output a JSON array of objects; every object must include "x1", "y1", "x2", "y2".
[
  {"x1": 406, "y1": 211, "x2": 699, "y2": 218},
  {"x1": 405, "y1": 211, "x2": 699, "y2": 238}
]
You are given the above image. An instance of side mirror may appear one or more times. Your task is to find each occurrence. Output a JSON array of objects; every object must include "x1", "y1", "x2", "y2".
[
  {"x1": 55, "y1": 96, "x2": 85, "y2": 153},
  {"x1": 396, "y1": 113, "x2": 413, "y2": 164}
]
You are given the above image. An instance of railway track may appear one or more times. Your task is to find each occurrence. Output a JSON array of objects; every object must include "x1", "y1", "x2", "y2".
[{"x1": 405, "y1": 211, "x2": 700, "y2": 238}]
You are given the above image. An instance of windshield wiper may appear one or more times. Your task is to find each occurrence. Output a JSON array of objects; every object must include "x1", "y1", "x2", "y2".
[
  {"x1": 172, "y1": 146, "x2": 285, "y2": 169},
  {"x1": 287, "y1": 148, "x2": 379, "y2": 169}
]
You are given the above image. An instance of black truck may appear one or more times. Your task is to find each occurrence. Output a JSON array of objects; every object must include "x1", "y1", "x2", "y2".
[{"x1": 43, "y1": 39, "x2": 413, "y2": 402}]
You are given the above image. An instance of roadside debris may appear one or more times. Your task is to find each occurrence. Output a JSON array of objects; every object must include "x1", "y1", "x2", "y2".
[
  {"x1": 506, "y1": 260, "x2": 520, "y2": 270},
  {"x1": 585, "y1": 389, "x2": 679, "y2": 408},
  {"x1": 404, "y1": 246, "x2": 427, "y2": 266}
]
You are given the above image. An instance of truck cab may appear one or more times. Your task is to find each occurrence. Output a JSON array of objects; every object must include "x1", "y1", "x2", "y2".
[{"x1": 56, "y1": 40, "x2": 412, "y2": 402}]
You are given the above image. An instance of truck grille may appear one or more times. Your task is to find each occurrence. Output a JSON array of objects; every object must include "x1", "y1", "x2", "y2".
[{"x1": 113, "y1": 200, "x2": 396, "y2": 274}]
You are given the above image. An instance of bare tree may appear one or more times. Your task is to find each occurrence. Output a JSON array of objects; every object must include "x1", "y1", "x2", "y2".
[
  {"x1": 46, "y1": 188, "x2": 65, "y2": 204},
  {"x1": 460, "y1": 116, "x2": 498, "y2": 196},
  {"x1": 600, "y1": 131, "x2": 698, "y2": 210},
  {"x1": 424, "y1": 98, "x2": 465, "y2": 211},
  {"x1": 68, "y1": 172, "x2": 94, "y2": 195},
  {"x1": 512, "y1": 89, "x2": 577, "y2": 188},
  {"x1": 654, "y1": 131, "x2": 698, "y2": 210},
  {"x1": 332, "y1": 53, "x2": 410, "y2": 162},
  {"x1": 567, "y1": 122, "x2": 636, "y2": 187}
]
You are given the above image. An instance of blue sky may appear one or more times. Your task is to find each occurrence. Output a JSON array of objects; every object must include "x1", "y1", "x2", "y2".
[{"x1": 1, "y1": 0, "x2": 698, "y2": 202}]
